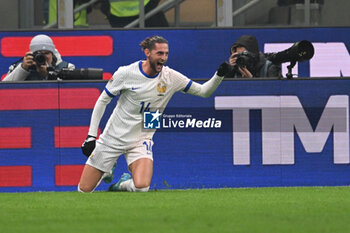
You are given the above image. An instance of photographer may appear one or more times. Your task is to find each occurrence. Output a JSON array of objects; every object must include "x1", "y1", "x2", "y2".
[
  {"x1": 226, "y1": 35, "x2": 281, "y2": 78},
  {"x1": 3, "y1": 34, "x2": 75, "y2": 81}
]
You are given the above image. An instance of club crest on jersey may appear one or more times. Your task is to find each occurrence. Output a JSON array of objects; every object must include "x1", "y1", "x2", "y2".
[{"x1": 157, "y1": 83, "x2": 166, "y2": 96}]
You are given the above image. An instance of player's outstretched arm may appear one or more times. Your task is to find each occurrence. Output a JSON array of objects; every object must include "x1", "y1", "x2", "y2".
[
  {"x1": 88, "y1": 91, "x2": 113, "y2": 136},
  {"x1": 186, "y1": 62, "x2": 230, "y2": 98},
  {"x1": 81, "y1": 91, "x2": 112, "y2": 156}
]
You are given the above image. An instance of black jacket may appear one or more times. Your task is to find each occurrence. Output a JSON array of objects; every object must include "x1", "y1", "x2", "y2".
[{"x1": 226, "y1": 35, "x2": 282, "y2": 78}]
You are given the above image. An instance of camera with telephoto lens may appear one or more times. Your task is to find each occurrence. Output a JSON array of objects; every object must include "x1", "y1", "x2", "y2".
[
  {"x1": 47, "y1": 68, "x2": 103, "y2": 80},
  {"x1": 235, "y1": 50, "x2": 257, "y2": 72},
  {"x1": 265, "y1": 40, "x2": 314, "y2": 79},
  {"x1": 33, "y1": 51, "x2": 47, "y2": 66},
  {"x1": 265, "y1": 40, "x2": 314, "y2": 64}
]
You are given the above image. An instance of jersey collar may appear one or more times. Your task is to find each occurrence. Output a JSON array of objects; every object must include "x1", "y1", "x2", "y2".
[{"x1": 139, "y1": 60, "x2": 159, "y2": 79}]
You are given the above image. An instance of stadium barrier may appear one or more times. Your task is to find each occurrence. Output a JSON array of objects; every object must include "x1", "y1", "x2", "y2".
[{"x1": 0, "y1": 78, "x2": 349, "y2": 192}]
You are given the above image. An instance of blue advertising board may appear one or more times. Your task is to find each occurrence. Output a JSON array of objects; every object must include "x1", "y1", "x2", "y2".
[{"x1": 0, "y1": 77, "x2": 349, "y2": 192}]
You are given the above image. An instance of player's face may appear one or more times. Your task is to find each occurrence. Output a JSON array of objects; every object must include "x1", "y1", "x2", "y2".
[{"x1": 148, "y1": 43, "x2": 169, "y2": 74}]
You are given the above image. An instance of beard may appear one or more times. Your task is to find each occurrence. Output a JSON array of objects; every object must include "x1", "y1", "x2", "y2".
[{"x1": 149, "y1": 57, "x2": 165, "y2": 74}]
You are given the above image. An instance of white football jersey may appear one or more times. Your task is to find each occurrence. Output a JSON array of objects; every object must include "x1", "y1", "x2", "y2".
[{"x1": 98, "y1": 60, "x2": 192, "y2": 149}]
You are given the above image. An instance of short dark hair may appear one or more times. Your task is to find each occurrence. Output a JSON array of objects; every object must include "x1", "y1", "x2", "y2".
[{"x1": 140, "y1": 36, "x2": 168, "y2": 51}]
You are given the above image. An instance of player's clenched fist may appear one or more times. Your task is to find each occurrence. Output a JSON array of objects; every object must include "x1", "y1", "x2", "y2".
[
  {"x1": 217, "y1": 62, "x2": 231, "y2": 77},
  {"x1": 81, "y1": 135, "x2": 96, "y2": 157}
]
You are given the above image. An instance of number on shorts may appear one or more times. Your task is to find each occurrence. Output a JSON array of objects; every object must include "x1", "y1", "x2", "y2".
[{"x1": 143, "y1": 141, "x2": 152, "y2": 153}]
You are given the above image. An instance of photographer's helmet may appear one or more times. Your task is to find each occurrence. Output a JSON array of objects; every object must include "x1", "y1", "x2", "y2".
[{"x1": 29, "y1": 34, "x2": 56, "y2": 54}]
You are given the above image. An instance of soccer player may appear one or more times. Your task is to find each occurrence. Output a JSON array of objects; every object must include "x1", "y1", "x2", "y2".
[{"x1": 78, "y1": 35, "x2": 230, "y2": 192}]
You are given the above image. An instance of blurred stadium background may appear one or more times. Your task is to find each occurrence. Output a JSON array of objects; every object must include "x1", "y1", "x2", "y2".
[
  {"x1": 1, "y1": 2, "x2": 350, "y2": 232},
  {"x1": 0, "y1": 0, "x2": 349, "y2": 29}
]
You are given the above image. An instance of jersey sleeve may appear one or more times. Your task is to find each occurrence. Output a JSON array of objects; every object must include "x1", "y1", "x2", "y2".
[
  {"x1": 169, "y1": 69, "x2": 193, "y2": 93},
  {"x1": 186, "y1": 73, "x2": 223, "y2": 98},
  {"x1": 104, "y1": 67, "x2": 125, "y2": 97}
]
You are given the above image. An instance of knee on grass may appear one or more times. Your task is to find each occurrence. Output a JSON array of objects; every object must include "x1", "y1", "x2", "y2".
[
  {"x1": 134, "y1": 186, "x2": 149, "y2": 192},
  {"x1": 77, "y1": 183, "x2": 95, "y2": 193},
  {"x1": 133, "y1": 180, "x2": 150, "y2": 192}
]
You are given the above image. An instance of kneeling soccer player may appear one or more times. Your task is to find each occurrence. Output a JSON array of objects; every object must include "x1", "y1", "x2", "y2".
[{"x1": 78, "y1": 35, "x2": 230, "y2": 192}]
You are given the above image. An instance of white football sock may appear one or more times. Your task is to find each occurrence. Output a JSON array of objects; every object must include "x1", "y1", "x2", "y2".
[
  {"x1": 77, "y1": 184, "x2": 84, "y2": 193},
  {"x1": 119, "y1": 179, "x2": 135, "y2": 191},
  {"x1": 119, "y1": 179, "x2": 149, "y2": 192}
]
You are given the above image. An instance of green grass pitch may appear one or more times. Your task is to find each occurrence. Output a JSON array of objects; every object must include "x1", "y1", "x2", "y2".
[{"x1": 1, "y1": 186, "x2": 350, "y2": 233}]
